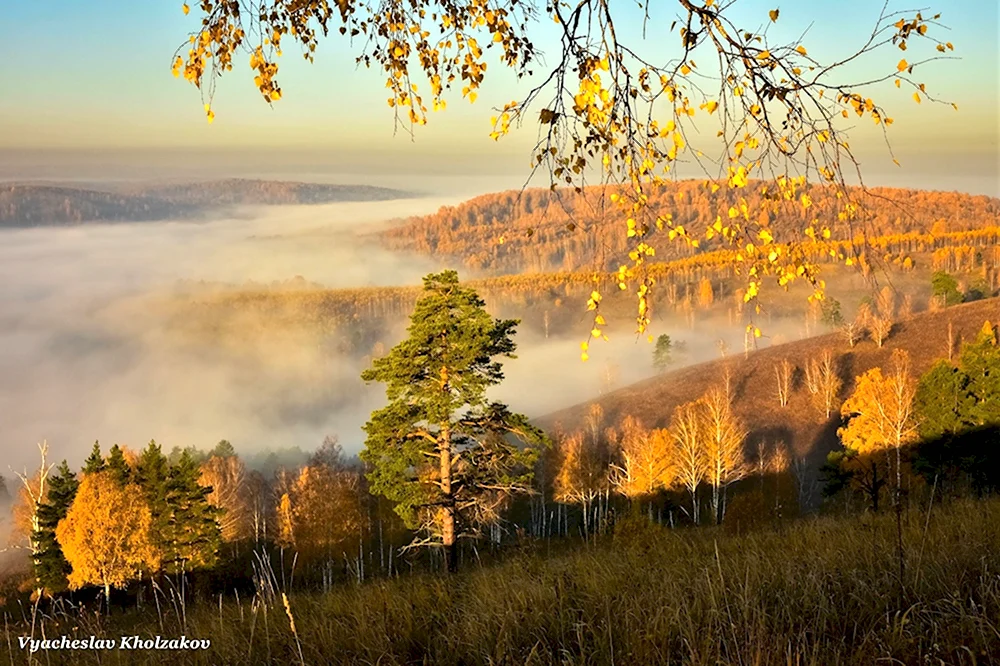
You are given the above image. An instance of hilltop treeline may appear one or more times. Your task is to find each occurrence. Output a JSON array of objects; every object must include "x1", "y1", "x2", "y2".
[
  {"x1": 0, "y1": 185, "x2": 199, "y2": 227},
  {"x1": 0, "y1": 180, "x2": 411, "y2": 227},
  {"x1": 381, "y1": 181, "x2": 1000, "y2": 274},
  {"x1": 124, "y1": 179, "x2": 410, "y2": 206}
]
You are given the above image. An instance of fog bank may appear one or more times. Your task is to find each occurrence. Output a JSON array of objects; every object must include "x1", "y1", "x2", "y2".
[{"x1": 0, "y1": 194, "x2": 796, "y2": 475}]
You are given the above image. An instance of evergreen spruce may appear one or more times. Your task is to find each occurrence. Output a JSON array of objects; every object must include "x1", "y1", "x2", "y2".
[
  {"x1": 135, "y1": 441, "x2": 172, "y2": 571},
  {"x1": 163, "y1": 450, "x2": 222, "y2": 573},
  {"x1": 916, "y1": 322, "x2": 1000, "y2": 438},
  {"x1": 959, "y1": 322, "x2": 1000, "y2": 426},
  {"x1": 211, "y1": 440, "x2": 236, "y2": 459},
  {"x1": 361, "y1": 270, "x2": 545, "y2": 572},
  {"x1": 33, "y1": 461, "x2": 79, "y2": 595},
  {"x1": 82, "y1": 442, "x2": 105, "y2": 475},
  {"x1": 105, "y1": 444, "x2": 131, "y2": 486},
  {"x1": 652, "y1": 334, "x2": 674, "y2": 373},
  {"x1": 915, "y1": 360, "x2": 974, "y2": 439}
]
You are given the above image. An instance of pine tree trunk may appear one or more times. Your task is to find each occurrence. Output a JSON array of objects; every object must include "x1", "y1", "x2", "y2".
[{"x1": 439, "y1": 422, "x2": 457, "y2": 574}]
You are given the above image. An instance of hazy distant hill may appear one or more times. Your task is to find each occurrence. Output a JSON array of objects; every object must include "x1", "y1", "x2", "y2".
[
  {"x1": 0, "y1": 179, "x2": 413, "y2": 227},
  {"x1": 381, "y1": 182, "x2": 1000, "y2": 275},
  {"x1": 124, "y1": 179, "x2": 411, "y2": 206}
]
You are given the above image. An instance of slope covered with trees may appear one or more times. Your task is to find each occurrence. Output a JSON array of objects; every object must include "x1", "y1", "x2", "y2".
[
  {"x1": 542, "y1": 296, "x2": 1000, "y2": 493},
  {"x1": 0, "y1": 180, "x2": 411, "y2": 227},
  {"x1": 124, "y1": 179, "x2": 412, "y2": 206},
  {"x1": 380, "y1": 183, "x2": 1000, "y2": 275}
]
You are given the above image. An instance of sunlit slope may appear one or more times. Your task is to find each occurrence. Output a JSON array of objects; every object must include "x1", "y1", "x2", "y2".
[
  {"x1": 541, "y1": 296, "x2": 1000, "y2": 466},
  {"x1": 380, "y1": 182, "x2": 1000, "y2": 274}
]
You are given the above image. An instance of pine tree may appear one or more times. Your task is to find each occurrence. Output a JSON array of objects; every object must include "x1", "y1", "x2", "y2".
[
  {"x1": 959, "y1": 321, "x2": 1000, "y2": 426},
  {"x1": 82, "y1": 442, "x2": 105, "y2": 475},
  {"x1": 33, "y1": 461, "x2": 79, "y2": 595},
  {"x1": 105, "y1": 445, "x2": 131, "y2": 486},
  {"x1": 652, "y1": 334, "x2": 673, "y2": 373},
  {"x1": 361, "y1": 270, "x2": 545, "y2": 572},
  {"x1": 135, "y1": 441, "x2": 171, "y2": 569},
  {"x1": 931, "y1": 271, "x2": 963, "y2": 307},
  {"x1": 211, "y1": 440, "x2": 236, "y2": 459},
  {"x1": 914, "y1": 360, "x2": 974, "y2": 439},
  {"x1": 162, "y1": 451, "x2": 222, "y2": 573}
]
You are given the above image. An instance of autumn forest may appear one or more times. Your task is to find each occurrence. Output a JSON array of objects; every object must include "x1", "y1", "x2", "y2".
[
  {"x1": 3, "y1": 183, "x2": 1000, "y2": 664},
  {"x1": 5, "y1": 0, "x2": 1000, "y2": 663}
]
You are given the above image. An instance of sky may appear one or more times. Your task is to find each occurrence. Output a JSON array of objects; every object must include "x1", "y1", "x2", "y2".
[{"x1": 0, "y1": 0, "x2": 997, "y2": 194}]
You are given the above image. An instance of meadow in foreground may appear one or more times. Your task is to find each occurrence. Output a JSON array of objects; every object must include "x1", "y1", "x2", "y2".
[{"x1": 5, "y1": 495, "x2": 998, "y2": 666}]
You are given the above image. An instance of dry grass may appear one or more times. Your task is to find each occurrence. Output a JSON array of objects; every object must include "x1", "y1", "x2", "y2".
[{"x1": 4, "y1": 496, "x2": 999, "y2": 665}]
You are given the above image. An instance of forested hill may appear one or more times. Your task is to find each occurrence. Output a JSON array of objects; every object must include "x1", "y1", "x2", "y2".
[
  {"x1": 542, "y1": 296, "x2": 1000, "y2": 471},
  {"x1": 379, "y1": 182, "x2": 1000, "y2": 275},
  {"x1": 123, "y1": 179, "x2": 411, "y2": 206},
  {"x1": 0, "y1": 179, "x2": 412, "y2": 227}
]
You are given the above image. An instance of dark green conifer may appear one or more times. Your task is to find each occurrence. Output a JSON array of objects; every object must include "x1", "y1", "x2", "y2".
[
  {"x1": 162, "y1": 450, "x2": 221, "y2": 573},
  {"x1": 105, "y1": 444, "x2": 131, "y2": 486},
  {"x1": 959, "y1": 322, "x2": 1000, "y2": 426},
  {"x1": 361, "y1": 270, "x2": 545, "y2": 572},
  {"x1": 82, "y1": 442, "x2": 105, "y2": 475},
  {"x1": 915, "y1": 360, "x2": 974, "y2": 439},
  {"x1": 33, "y1": 461, "x2": 79, "y2": 595}
]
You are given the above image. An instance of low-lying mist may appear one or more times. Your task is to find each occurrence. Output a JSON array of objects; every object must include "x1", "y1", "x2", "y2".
[
  {"x1": 0, "y1": 196, "x2": 808, "y2": 475},
  {"x1": 0, "y1": 199, "x2": 451, "y2": 473}
]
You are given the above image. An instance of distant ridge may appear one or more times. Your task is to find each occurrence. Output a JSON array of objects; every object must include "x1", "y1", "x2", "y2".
[
  {"x1": 380, "y1": 182, "x2": 1000, "y2": 274},
  {"x1": 0, "y1": 179, "x2": 415, "y2": 227}
]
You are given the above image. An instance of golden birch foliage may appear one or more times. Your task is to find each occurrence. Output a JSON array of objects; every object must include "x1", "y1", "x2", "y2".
[
  {"x1": 174, "y1": 1, "x2": 956, "y2": 346},
  {"x1": 670, "y1": 401, "x2": 708, "y2": 497},
  {"x1": 199, "y1": 455, "x2": 251, "y2": 542},
  {"x1": 55, "y1": 473, "x2": 158, "y2": 593},
  {"x1": 553, "y1": 431, "x2": 606, "y2": 504},
  {"x1": 9, "y1": 479, "x2": 42, "y2": 549},
  {"x1": 838, "y1": 350, "x2": 919, "y2": 455},
  {"x1": 287, "y1": 464, "x2": 362, "y2": 558},
  {"x1": 610, "y1": 416, "x2": 677, "y2": 499},
  {"x1": 702, "y1": 387, "x2": 750, "y2": 494},
  {"x1": 812, "y1": 350, "x2": 843, "y2": 418},
  {"x1": 276, "y1": 492, "x2": 295, "y2": 549},
  {"x1": 697, "y1": 278, "x2": 715, "y2": 308}
]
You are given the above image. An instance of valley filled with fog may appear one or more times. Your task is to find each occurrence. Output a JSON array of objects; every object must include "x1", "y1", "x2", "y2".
[{"x1": 0, "y1": 195, "x2": 779, "y2": 473}]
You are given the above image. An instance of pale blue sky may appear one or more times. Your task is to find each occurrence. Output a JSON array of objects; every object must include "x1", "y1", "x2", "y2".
[{"x1": 0, "y1": 0, "x2": 996, "y2": 192}]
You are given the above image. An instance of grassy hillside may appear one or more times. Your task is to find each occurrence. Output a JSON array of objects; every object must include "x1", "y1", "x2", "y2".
[
  {"x1": 544, "y1": 296, "x2": 1000, "y2": 468},
  {"x1": 4, "y1": 497, "x2": 998, "y2": 665}
]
